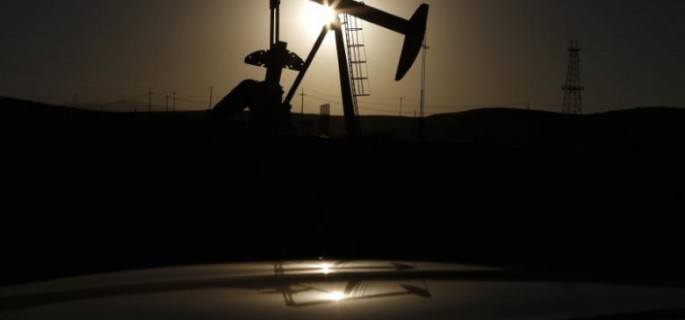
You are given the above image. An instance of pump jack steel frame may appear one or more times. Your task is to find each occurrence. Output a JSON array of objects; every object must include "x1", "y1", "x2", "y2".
[{"x1": 232, "y1": 0, "x2": 429, "y2": 136}]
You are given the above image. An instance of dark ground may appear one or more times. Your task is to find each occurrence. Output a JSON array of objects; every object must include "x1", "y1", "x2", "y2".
[{"x1": 1, "y1": 96, "x2": 684, "y2": 286}]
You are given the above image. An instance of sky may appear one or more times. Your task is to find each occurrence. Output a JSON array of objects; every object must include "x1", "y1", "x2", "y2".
[{"x1": 1, "y1": 0, "x2": 684, "y2": 115}]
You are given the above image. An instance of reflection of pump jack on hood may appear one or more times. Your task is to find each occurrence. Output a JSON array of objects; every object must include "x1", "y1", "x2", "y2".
[
  {"x1": 264, "y1": 262, "x2": 432, "y2": 307},
  {"x1": 210, "y1": 0, "x2": 429, "y2": 135}
]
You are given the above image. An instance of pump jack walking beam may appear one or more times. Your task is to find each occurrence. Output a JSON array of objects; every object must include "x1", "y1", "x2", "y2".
[{"x1": 308, "y1": 0, "x2": 429, "y2": 81}]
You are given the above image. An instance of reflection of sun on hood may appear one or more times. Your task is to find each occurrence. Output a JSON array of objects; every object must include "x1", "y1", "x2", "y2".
[{"x1": 1, "y1": 261, "x2": 685, "y2": 320}]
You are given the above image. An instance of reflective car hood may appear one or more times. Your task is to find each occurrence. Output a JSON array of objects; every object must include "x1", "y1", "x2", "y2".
[{"x1": 1, "y1": 261, "x2": 684, "y2": 320}]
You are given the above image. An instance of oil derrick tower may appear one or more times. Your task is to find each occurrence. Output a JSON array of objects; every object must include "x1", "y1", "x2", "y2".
[
  {"x1": 342, "y1": 13, "x2": 371, "y2": 116},
  {"x1": 562, "y1": 41, "x2": 583, "y2": 114}
]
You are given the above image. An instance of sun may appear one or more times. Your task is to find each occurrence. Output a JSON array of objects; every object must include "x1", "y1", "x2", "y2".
[{"x1": 300, "y1": 2, "x2": 337, "y2": 31}]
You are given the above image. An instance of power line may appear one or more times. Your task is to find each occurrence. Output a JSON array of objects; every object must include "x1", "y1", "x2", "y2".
[
  {"x1": 172, "y1": 92, "x2": 210, "y2": 100},
  {"x1": 358, "y1": 106, "x2": 397, "y2": 114},
  {"x1": 306, "y1": 95, "x2": 341, "y2": 105},
  {"x1": 306, "y1": 87, "x2": 419, "y2": 104},
  {"x1": 80, "y1": 90, "x2": 149, "y2": 105},
  {"x1": 175, "y1": 97, "x2": 209, "y2": 104},
  {"x1": 303, "y1": 89, "x2": 341, "y2": 98},
  {"x1": 399, "y1": 97, "x2": 403, "y2": 116},
  {"x1": 208, "y1": 86, "x2": 213, "y2": 110}
]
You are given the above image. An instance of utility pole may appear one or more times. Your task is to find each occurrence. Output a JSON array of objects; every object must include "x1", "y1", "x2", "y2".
[
  {"x1": 173, "y1": 91, "x2": 176, "y2": 111},
  {"x1": 166, "y1": 95, "x2": 169, "y2": 112},
  {"x1": 148, "y1": 88, "x2": 152, "y2": 112},
  {"x1": 399, "y1": 97, "x2": 403, "y2": 116},
  {"x1": 419, "y1": 36, "x2": 430, "y2": 139},
  {"x1": 208, "y1": 86, "x2": 214, "y2": 111},
  {"x1": 300, "y1": 88, "x2": 306, "y2": 116}
]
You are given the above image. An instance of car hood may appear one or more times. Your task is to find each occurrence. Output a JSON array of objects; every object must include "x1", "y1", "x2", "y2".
[{"x1": 1, "y1": 261, "x2": 684, "y2": 319}]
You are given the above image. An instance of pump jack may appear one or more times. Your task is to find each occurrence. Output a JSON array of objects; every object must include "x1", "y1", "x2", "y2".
[{"x1": 211, "y1": 0, "x2": 428, "y2": 136}]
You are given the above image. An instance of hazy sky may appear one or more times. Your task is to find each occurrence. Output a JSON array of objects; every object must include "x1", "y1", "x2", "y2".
[{"x1": 1, "y1": 0, "x2": 684, "y2": 115}]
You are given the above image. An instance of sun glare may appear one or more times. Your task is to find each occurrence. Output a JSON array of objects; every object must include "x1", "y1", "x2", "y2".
[
  {"x1": 300, "y1": 2, "x2": 337, "y2": 30},
  {"x1": 322, "y1": 291, "x2": 346, "y2": 302},
  {"x1": 320, "y1": 262, "x2": 333, "y2": 274}
]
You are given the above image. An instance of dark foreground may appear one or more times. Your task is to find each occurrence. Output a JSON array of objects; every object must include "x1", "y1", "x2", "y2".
[{"x1": 2, "y1": 97, "x2": 684, "y2": 286}]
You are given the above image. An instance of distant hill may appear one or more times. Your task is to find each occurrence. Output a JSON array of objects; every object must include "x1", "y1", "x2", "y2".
[
  {"x1": 2, "y1": 95, "x2": 684, "y2": 152},
  {"x1": 89, "y1": 99, "x2": 158, "y2": 112},
  {"x1": 0, "y1": 96, "x2": 208, "y2": 144},
  {"x1": 0, "y1": 96, "x2": 93, "y2": 114},
  {"x1": 430, "y1": 107, "x2": 685, "y2": 149},
  {"x1": 316, "y1": 106, "x2": 685, "y2": 151},
  {"x1": 0, "y1": 96, "x2": 99, "y2": 129}
]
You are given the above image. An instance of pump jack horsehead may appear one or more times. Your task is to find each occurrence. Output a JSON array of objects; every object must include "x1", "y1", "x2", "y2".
[{"x1": 210, "y1": 0, "x2": 429, "y2": 135}]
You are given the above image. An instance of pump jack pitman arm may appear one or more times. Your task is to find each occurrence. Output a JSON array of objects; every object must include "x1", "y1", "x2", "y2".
[{"x1": 308, "y1": 0, "x2": 429, "y2": 81}]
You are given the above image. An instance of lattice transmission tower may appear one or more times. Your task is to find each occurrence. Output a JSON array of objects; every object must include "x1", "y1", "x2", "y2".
[{"x1": 562, "y1": 41, "x2": 583, "y2": 114}]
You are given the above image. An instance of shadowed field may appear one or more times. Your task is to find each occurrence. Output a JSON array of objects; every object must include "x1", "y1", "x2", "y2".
[{"x1": 2, "y1": 96, "x2": 684, "y2": 286}]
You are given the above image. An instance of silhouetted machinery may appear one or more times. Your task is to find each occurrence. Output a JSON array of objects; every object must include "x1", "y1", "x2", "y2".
[{"x1": 210, "y1": 0, "x2": 429, "y2": 135}]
